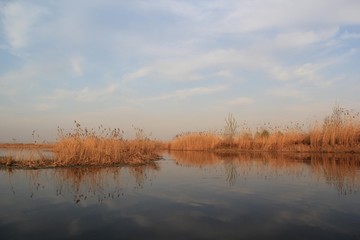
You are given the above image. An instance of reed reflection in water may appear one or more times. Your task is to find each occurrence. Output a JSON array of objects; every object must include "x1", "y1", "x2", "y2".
[
  {"x1": 1, "y1": 152, "x2": 360, "y2": 239},
  {"x1": 4, "y1": 162, "x2": 160, "y2": 204},
  {"x1": 171, "y1": 151, "x2": 360, "y2": 195}
]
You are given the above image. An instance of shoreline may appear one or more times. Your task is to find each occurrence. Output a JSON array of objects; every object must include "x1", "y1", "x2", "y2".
[
  {"x1": 0, "y1": 153, "x2": 162, "y2": 170},
  {"x1": 1, "y1": 146, "x2": 360, "y2": 170}
]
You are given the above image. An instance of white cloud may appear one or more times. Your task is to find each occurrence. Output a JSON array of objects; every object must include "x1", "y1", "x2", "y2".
[
  {"x1": 145, "y1": 85, "x2": 228, "y2": 101},
  {"x1": 123, "y1": 46, "x2": 341, "y2": 88},
  {"x1": 124, "y1": 49, "x2": 265, "y2": 82},
  {"x1": 2, "y1": 2, "x2": 48, "y2": 49},
  {"x1": 1, "y1": 0, "x2": 360, "y2": 142},
  {"x1": 265, "y1": 63, "x2": 291, "y2": 82},
  {"x1": 219, "y1": 0, "x2": 360, "y2": 33},
  {"x1": 138, "y1": 0, "x2": 207, "y2": 21},
  {"x1": 70, "y1": 57, "x2": 85, "y2": 76},
  {"x1": 293, "y1": 63, "x2": 332, "y2": 86},
  {"x1": 264, "y1": 59, "x2": 342, "y2": 86},
  {"x1": 47, "y1": 84, "x2": 118, "y2": 102},
  {"x1": 273, "y1": 28, "x2": 339, "y2": 48},
  {"x1": 125, "y1": 67, "x2": 152, "y2": 81}
]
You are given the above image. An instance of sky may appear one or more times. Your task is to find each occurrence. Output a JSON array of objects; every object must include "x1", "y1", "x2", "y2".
[{"x1": 1, "y1": 0, "x2": 360, "y2": 142}]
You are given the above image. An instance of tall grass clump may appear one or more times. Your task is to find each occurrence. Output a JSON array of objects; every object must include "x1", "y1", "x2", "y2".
[
  {"x1": 219, "y1": 113, "x2": 239, "y2": 148},
  {"x1": 248, "y1": 124, "x2": 308, "y2": 151},
  {"x1": 53, "y1": 121, "x2": 161, "y2": 167},
  {"x1": 309, "y1": 104, "x2": 360, "y2": 150}
]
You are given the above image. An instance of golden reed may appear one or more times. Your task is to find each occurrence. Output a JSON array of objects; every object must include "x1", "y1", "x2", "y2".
[
  {"x1": 1, "y1": 122, "x2": 163, "y2": 168},
  {"x1": 169, "y1": 105, "x2": 360, "y2": 152}
]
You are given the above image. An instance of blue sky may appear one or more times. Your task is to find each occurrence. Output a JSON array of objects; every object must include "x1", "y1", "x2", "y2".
[{"x1": 1, "y1": 0, "x2": 360, "y2": 142}]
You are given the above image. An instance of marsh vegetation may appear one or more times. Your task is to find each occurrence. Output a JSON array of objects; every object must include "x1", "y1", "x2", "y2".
[
  {"x1": 1, "y1": 151, "x2": 359, "y2": 239},
  {"x1": 0, "y1": 122, "x2": 163, "y2": 168},
  {"x1": 1, "y1": 105, "x2": 360, "y2": 168},
  {"x1": 169, "y1": 105, "x2": 360, "y2": 152}
]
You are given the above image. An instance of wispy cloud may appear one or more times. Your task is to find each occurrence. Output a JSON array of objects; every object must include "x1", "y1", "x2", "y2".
[
  {"x1": 137, "y1": 0, "x2": 207, "y2": 21},
  {"x1": 1, "y1": 0, "x2": 359, "y2": 141},
  {"x1": 1, "y1": 2, "x2": 48, "y2": 49},
  {"x1": 124, "y1": 52, "x2": 227, "y2": 82},
  {"x1": 273, "y1": 28, "x2": 339, "y2": 48},
  {"x1": 124, "y1": 49, "x2": 282, "y2": 83},
  {"x1": 124, "y1": 45, "x2": 345, "y2": 88},
  {"x1": 46, "y1": 84, "x2": 118, "y2": 102},
  {"x1": 265, "y1": 59, "x2": 344, "y2": 86},
  {"x1": 70, "y1": 56, "x2": 85, "y2": 76},
  {"x1": 144, "y1": 85, "x2": 228, "y2": 101},
  {"x1": 292, "y1": 63, "x2": 334, "y2": 87},
  {"x1": 218, "y1": 0, "x2": 360, "y2": 33}
]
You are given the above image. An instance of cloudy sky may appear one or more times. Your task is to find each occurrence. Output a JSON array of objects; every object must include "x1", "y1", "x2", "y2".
[{"x1": 1, "y1": 0, "x2": 360, "y2": 142}]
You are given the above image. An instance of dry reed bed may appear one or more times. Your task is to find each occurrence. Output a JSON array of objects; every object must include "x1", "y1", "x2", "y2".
[
  {"x1": 0, "y1": 123, "x2": 163, "y2": 168},
  {"x1": 1, "y1": 105, "x2": 360, "y2": 168},
  {"x1": 170, "y1": 132, "x2": 222, "y2": 151},
  {"x1": 169, "y1": 106, "x2": 360, "y2": 152},
  {"x1": 168, "y1": 129, "x2": 359, "y2": 152},
  {"x1": 54, "y1": 137, "x2": 161, "y2": 167}
]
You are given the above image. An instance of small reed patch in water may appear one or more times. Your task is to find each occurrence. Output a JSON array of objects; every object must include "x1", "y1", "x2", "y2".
[{"x1": 1, "y1": 122, "x2": 164, "y2": 168}]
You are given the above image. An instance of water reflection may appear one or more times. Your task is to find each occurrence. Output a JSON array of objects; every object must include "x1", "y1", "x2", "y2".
[
  {"x1": 171, "y1": 151, "x2": 360, "y2": 194},
  {"x1": 1, "y1": 152, "x2": 360, "y2": 239},
  {"x1": 309, "y1": 154, "x2": 360, "y2": 195},
  {"x1": 4, "y1": 163, "x2": 159, "y2": 203}
]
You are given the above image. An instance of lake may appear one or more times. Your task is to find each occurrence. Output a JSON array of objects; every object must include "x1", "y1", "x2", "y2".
[{"x1": 0, "y1": 151, "x2": 359, "y2": 240}]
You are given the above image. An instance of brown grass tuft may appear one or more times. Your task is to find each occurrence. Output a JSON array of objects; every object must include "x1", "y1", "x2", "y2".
[
  {"x1": 1, "y1": 122, "x2": 162, "y2": 168},
  {"x1": 52, "y1": 123, "x2": 162, "y2": 167}
]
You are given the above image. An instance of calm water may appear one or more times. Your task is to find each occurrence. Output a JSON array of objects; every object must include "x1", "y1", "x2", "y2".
[{"x1": 0, "y1": 151, "x2": 359, "y2": 240}]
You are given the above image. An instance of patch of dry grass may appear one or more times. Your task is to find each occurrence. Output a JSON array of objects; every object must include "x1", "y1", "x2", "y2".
[
  {"x1": 238, "y1": 127, "x2": 309, "y2": 151},
  {"x1": 52, "y1": 123, "x2": 162, "y2": 167},
  {"x1": 1, "y1": 122, "x2": 163, "y2": 168},
  {"x1": 2, "y1": 105, "x2": 360, "y2": 168},
  {"x1": 169, "y1": 132, "x2": 222, "y2": 151},
  {"x1": 168, "y1": 105, "x2": 360, "y2": 152},
  {"x1": 309, "y1": 106, "x2": 360, "y2": 150},
  {"x1": 168, "y1": 128, "x2": 310, "y2": 152}
]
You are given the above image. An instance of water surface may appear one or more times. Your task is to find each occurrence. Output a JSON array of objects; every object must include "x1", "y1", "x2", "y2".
[{"x1": 1, "y1": 152, "x2": 359, "y2": 239}]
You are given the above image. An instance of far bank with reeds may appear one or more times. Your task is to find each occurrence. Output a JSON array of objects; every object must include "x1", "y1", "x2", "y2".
[
  {"x1": 1, "y1": 104, "x2": 360, "y2": 169},
  {"x1": 169, "y1": 105, "x2": 360, "y2": 153}
]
